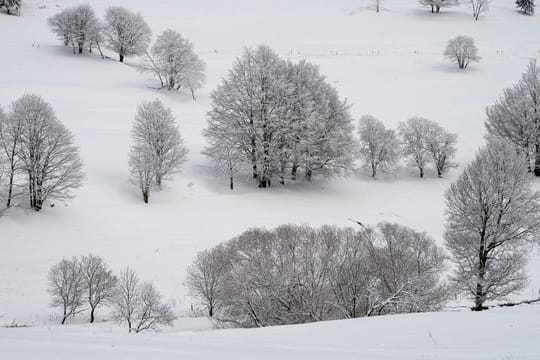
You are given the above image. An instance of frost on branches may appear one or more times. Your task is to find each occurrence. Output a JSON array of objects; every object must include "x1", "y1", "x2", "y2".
[
  {"x1": 203, "y1": 45, "x2": 355, "y2": 189},
  {"x1": 444, "y1": 35, "x2": 481, "y2": 69}
]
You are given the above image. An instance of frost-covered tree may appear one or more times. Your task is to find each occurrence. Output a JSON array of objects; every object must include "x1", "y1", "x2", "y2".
[
  {"x1": 204, "y1": 46, "x2": 354, "y2": 189},
  {"x1": 374, "y1": 0, "x2": 383, "y2": 13},
  {"x1": 185, "y1": 245, "x2": 230, "y2": 316},
  {"x1": 444, "y1": 35, "x2": 480, "y2": 69},
  {"x1": 444, "y1": 140, "x2": 540, "y2": 311},
  {"x1": 486, "y1": 60, "x2": 540, "y2": 175},
  {"x1": 0, "y1": 104, "x2": 24, "y2": 208},
  {"x1": 81, "y1": 254, "x2": 117, "y2": 323},
  {"x1": 425, "y1": 122, "x2": 457, "y2": 177},
  {"x1": 129, "y1": 144, "x2": 155, "y2": 204},
  {"x1": 398, "y1": 117, "x2": 431, "y2": 178},
  {"x1": 131, "y1": 99, "x2": 188, "y2": 189},
  {"x1": 48, "y1": 5, "x2": 100, "y2": 54},
  {"x1": 113, "y1": 268, "x2": 175, "y2": 333},
  {"x1": 419, "y1": 0, "x2": 457, "y2": 13},
  {"x1": 357, "y1": 115, "x2": 400, "y2": 178},
  {"x1": 470, "y1": 0, "x2": 490, "y2": 20},
  {"x1": 143, "y1": 29, "x2": 206, "y2": 99},
  {"x1": 11, "y1": 94, "x2": 84, "y2": 211},
  {"x1": 202, "y1": 140, "x2": 242, "y2": 190},
  {"x1": 104, "y1": 6, "x2": 151, "y2": 62},
  {"x1": 0, "y1": 0, "x2": 21, "y2": 15},
  {"x1": 48, "y1": 257, "x2": 85, "y2": 325},
  {"x1": 516, "y1": 0, "x2": 535, "y2": 15}
]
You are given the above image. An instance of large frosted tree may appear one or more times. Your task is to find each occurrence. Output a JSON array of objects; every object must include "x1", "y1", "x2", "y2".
[
  {"x1": 104, "y1": 6, "x2": 151, "y2": 62},
  {"x1": 10, "y1": 94, "x2": 84, "y2": 211},
  {"x1": 486, "y1": 59, "x2": 540, "y2": 175},
  {"x1": 444, "y1": 140, "x2": 540, "y2": 311},
  {"x1": 203, "y1": 46, "x2": 354, "y2": 188}
]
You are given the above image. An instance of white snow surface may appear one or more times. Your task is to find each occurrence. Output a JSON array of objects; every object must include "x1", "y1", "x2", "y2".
[{"x1": 1, "y1": 0, "x2": 540, "y2": 358}]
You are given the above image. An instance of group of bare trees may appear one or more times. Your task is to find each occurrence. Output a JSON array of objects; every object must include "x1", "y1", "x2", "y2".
[
  {"x1": 0, "y1": 94, "x2": 84, "y2": 212},
  {"x1": 48, "y1": 255, "x2": 176, "y2": 332},
  {"x1": 357, "y1": 115, "x2": 458, "y2": 178},
  {"x1": 47, "y1": 5, "x2": 205, "y2": 98},
  {"x1": 486, "y1": 59, "x2": 540, "y2": 175},
  {"x1": 128, "y1": 99, "x2": 188, "y2": 203},
  {"x1": 0, "y1": 0, "x2": 20, "y2": 15},
  {"x1": 203, "y1": 45, "x2": 355, "y2": 189},
  {"x1": 186, "y1": 223, "x2": 448, "y2": 328}
]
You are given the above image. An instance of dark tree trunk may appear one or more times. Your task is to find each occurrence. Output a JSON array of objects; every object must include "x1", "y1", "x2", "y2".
[
  {"x1": 78, "y1": 43, "x2": 83, "y2": 54},
  {"x1": 6, "y1": 165, "x2": 15, "y2": 208},
  {"x1": 534, "y1": 143, "x2": 540, "y2": 176},
  {"x1": 371, "y1": 162, "x2": 377, "y2": 178},
  {"x1": 90, "y1": 308, "x2": 95, "y2": 323},
  {"x1": 305, "y1": 169, "x2": 313, "y2": 181},
  {"x1": 291, "y1": 163, "x2": 298, "y2": 181},
  {"x1": 142, "y1": 190, "x2": 149, "y2": 204},
  {"x1": 419, "y1": 166, "x2": 424, "y2": 178},
  {"x1": 472, "y1": 248, "x2": 488, "y2": 311},
  {"x1": 431, "y1": 5, "x2": 434, "y2": 13},
  {"x1": 230, "y1": 175, "x2": 234, "y2": 190},
  {"x1": 436, "y1": 5, "x2": 440, "y2": 13},
  {"x1": 119, "y1": 54, "x2": 124, "y2": 63}
]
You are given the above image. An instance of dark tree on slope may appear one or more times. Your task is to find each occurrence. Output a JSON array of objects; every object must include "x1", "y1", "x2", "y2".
[
  {"x1": 516, "y1": 0, "x2": 535, "y2": 15},
  {"x1": 486, "y1": 60, "x2": 540, "y2": 175},
  {"x1": 203, "y1": 46, "x2": 354, "y2": 188},
  {"x1": 444, "y1": 140, "x2": 540, "y2": 311},
  {"x1": 130, "y1": 99, "x2": 188, "y2": 196},
  {"x1": 143, "y1": 29, "x2": 206, "y2": 99},
  {"x1": 10, "y1": 94, "x2": 84, "y2": 211},
  {"x1": 0, "y1": 0, "x2": 21, "y2": 15},
  {"x1": 81, "y1": 254, "x2": 117, "y2": 323},
  {"x1": 419, "y1": 0, "x2": 457, "y2": 13},
  {"x1": 103, "y1": 6, "x2": 151, "y2": 63},
  {"x1": 357, "y1": 115, "x2": 400, "y2": 178},
  {"x1": 48, "y1": 257, "x2": 85, "y2": 325}
]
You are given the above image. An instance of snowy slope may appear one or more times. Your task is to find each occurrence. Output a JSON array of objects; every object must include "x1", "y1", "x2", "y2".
[{"x1": 1, "y1": 0, "x2": 540, "y2": 353}]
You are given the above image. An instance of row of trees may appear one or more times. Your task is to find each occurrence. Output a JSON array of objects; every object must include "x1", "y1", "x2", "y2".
[
  {"x1": 0, "y1": 0, "x2": 20, "y2": 15},
  {"x1": 358, "y1": 115, "x2": 458, "y2": 178},
  {"x1": 203, "y1": 45, "x2": 355, "y2": 189},
  {"x1": 48, "y1": 255, "x2": 176, "y2": 332},
  {"x1": 48, "y1": 5, "x2": 206, "y2": 98},
  {"x1": 186, "y1": 223, "x2": 448, "y2": 327},
  {"x1": 0, "y1": 95, "x2": 84, "y2": 212}
]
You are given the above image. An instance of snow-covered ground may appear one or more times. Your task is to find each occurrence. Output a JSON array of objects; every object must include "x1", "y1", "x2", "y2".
[{"x1": 1, "y1": 0, "x2": 540, "y2": 358}]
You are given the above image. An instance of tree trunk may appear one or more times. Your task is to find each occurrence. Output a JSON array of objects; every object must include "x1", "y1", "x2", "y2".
[
  {"x1": 230, "y1": 175, "x2": 234, "y2": 190},
  {"x1": 472, "y1": 248, "x2": 488, "y2": 311},
  {"x1": 119, "y1": 54, "x2": 124, "y2": 63},
  {"x1": 436, "y1": 5, "x2": 440, "y2": 13},
  {"x1": 142, "y1": 190, "x2": 149, "y2": 204},
  {"x1": 291, "y1": 164, "x2": 298, "y2": 181},
  {"x1": 419, "y1": 166, "x2": 424, "y2": 178},
  {"x1": 78, "y1": 43, "x2": 83, "y2": 54},
  {"x1": 90, "y1": 308, "x2": 95, "y2": 323},
  {"x1": 371, "y1": 162, "x2": 377, "y2": 178},
  {"x1": 431, "y1": 5, "x2": 434, "y2": 13},
  {"x1": 534, "y1": 143, "x2": 540, "y2": 176},
  {"x1": 305, "y1": 169, "x2": 313, "y2": 181},
  {"x1": 6, "y1": 166, "x2": 15, "y2": 208}
]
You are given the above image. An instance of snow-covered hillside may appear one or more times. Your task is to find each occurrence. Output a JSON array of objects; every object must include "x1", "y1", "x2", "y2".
[{"x1": 1, "y1": 0, "x2": 540, "y2": 358}]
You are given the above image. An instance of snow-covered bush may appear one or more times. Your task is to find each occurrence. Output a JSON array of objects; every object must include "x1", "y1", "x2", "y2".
[
  {"x1": 186, "y1": 223, "x2": 448, "y2": 328},
  {"x1": 0, "y1": 0, "x2": 21, "y2": 15},
  {"x1": 143, "y1": 29, "x2": 206, "y2": 99},
  {"x1": 9, "y1": 94, "x2": 84, "y2": 211},
  {"x1": 516, "y1": 0, "x2": 535, "y2": 15},
  {"x1": 113, "y1": 268, "x2": 176, "y2": 333},
  {"x1": 444, "y1": 140, "x2": 540, "y2": 311},
  {"x1": 48, "y1": 5, "x2": 100, "y2": 54},
  {"x1": 203, "y1": 46, "x2": 355, "y2": 189},
  {"x1": 357, "y1": 115, "x2": 400, "y2": 178},
  {"x1": 444, "y1": 35, "x2": 480, "y2": 69},
  {"x1": 48, "y1": 257, "x2": 85, "y2": 325},
  {"x1": 419, "y1": 0, "x2": 456, "y2": 13},
  {"x1": 104, "y1": 6, "x2": 152, "y2": 62},
  {"x1": 129, "y1": 99, "x2": 188, "y2": 203},
  {"x1": 486, "y1": 59, "x2": 540, "y2": 175}
]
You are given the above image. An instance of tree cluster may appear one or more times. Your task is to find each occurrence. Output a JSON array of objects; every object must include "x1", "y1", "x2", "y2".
[
  {"x1": 0, "y1": 94, "x2": 84, "y2": 212},
  {"x1": 0, "y1": 0, "x2": 21, "y2": 15},
  {"x1": 48, "y1": 256, "x2": 176, "y2": 332},
  {"x1": 486, "y1": 59, "x2": 540, "y2": 175},
  {"x1": 419, "y1": 0, "x2": 457, "y2": 14},
  {"x1": 128, "y1": 99, "x2": 188, "y2": 203},
  {"x1": 186, "y1": 223, "x2": 448, "y2": 328},
  {"x1": 444, "y1": 140, "x2": 540, "y2": 310},
  {"x1": 516, "y1": 0, "x2": 535, "y2": 15},
  {"x1": 203, "y1": 45, "x2": 355, "y2": 189}
]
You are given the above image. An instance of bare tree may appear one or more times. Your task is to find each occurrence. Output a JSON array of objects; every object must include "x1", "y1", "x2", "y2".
[
  {"x1": 48, "y1": 257, "x2": 85, "y2": 325},
  {"x1": 104, "y1": 6, "x2": 152, "y2": 63},
  {"x1": 11, "y1": 94, "x2": 84, "y2": 211},
  {"x1": 470, "y1": 0, "x2": 490, "y2": 20},
  {"x1": 129, "y1": 144, "x2": 155, "y2": 204},
  {"x1": 202, "y1": 139, "x2": 243, "y2": 190},
  {"x1": 1, "y1": 0, "x2": 21, "y2": 15},
  {"x1": 419, "y1": 0, "x2": 457, "y2": 13},
  {"x1": 142, "y1": 29, "x2": 206, "y2": 99},
  {"x1": 374, "y1": 0, "x2": 383, "y2": 13},
  {"x1": 113, "y1": 268, "x2": 140, "y2": 333},
  {"x1": 131, "y1": 99, "x2": 188, "y2": 189},
  {"x1": 444, "y1": 140, "x2": 540, "y2": 311},
  {"x1": 81, "y1": 254, "x2": 117, "y2": 323},
  {"x1": 444, "y1": 35, "x2": 480, "y2": 69},
  {"x1": 357, "y1": 115, "x2": 400, "y2": 178},
  {"x1": 398, "y1": 117, "x2": 431, "y2": 178},
  {"x1": 0, "y1": 104, "x2": 24, "y2": 208},
  {"x1": 48, "y1": 5, "x2": 100, "y2": 54},
  {"x1": 133, "y1": 282, "x2": 176, "y2": 333},
  {"x1": 185, "y1": 245, "x2": 230, "y2": 317}
]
